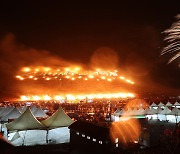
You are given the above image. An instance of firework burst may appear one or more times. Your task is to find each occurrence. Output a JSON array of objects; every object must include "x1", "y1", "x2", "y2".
[{"x1": 162, "y1": 14, "x2": 180, "y2": 66}]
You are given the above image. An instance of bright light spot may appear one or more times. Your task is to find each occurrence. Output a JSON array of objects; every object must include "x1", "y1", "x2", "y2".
[
  {"x1": 101, "y1": 76, "x2": 106, "y2": 80},
  {"x1": 104, "y1": 94, "x2": 112, "y2": 99},
  {"x1": 84, "y1": 78, "x2": 88, "y2": 80},
  {"x1": 19, "y1": 77, "x2": 24, "y2": 80},
  {"x1": 96, "y1": 68, "x2": 101, "y2": 72},
  {"x1": 71, "y1": 77, "x2": 75, "y2": 80},
  {"x1": 29, "y1": 75, "x2": 33, "y2": 79},
  {"x1": 32, "y1": 95, "x2": 40, "y2": 101},
  {"x1": 107, "y1": 78, "x2": 112, "y2": 82},
  {"x1": 128, "y1": 93, "x2": 134, "y2": 97},
  {"x1": 65, "y1": 76, "x2": 70, "y2": 79},
  {"x1": 43, "y1": 95, "x2": 51, "y2": 100},
  {"x1": 45, "y1": 77, "x2": 51, "y2": 80},
  {"x1": 87, "y1": 95, "x2": 95, "y2": 99},
  {"x1": 21, "y1": 95, "x2": 29, "y2": 101},
  {"x1": 44, "y1": 67, "x2": 51, "y2": 72},
  {"x1": 88, "y1": 75, "x2": 94, "y2": 78},
  {"x1": 35, "y1": 68, "x2": 39, "y2": 72},
  {"x1": 96, "y1": 94, "x2": 103, "y2": 99},
  {"x1": 54, "y1": 95, "x2": 64, "y2": 100},
  {"x1": 65, "y1": 68, "x2": 70, "y2": 72},
  {"x1": 66, "y1": 94, "x2": 75, "y2": 100},
  {"x1": 34, "y1": 78, "x2": 38, "y2": 80},
  {"x1": 126, "y1": 79, "x2": 131, "y2": 83},
  {"x1": 120, "y1": 76, "x2": 125, "y2": 80},
  {"x1": 74, "y1": 67, "x2": 81, "y2": 72},
  {"x1": 77, "y1": 95, "x2": 86, "y2": 100},
  {"x1": 22, "y1": 67, "x2": 31, "y2": 72}
]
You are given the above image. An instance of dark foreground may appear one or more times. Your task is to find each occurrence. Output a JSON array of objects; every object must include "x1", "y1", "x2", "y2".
[{"x1": 2, "y1": 143, "x2": 180, "y2": 154}]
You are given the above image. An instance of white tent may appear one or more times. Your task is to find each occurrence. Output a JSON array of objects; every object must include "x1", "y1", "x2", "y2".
[
  {"x1": 6, "y1": 108, "x2": 46, "y2": 131},
  {"x1": 17, "y1": 106, "x2": 27, "y2": 113},
  {"x1": 33, "y1": 107, "x2": 48, "y2": 118},
  {"x1": 30, "y1": 105, "x2": 37, "y2": 113},
  {"x1": 0, "y1": 107, "x2": 5, "y2": 114},
  {"x1": 167, "y1": 107, "x2": 180, "y2": 123},
  {"x1": 173, "y1": 102, "x2": 180, "y2": 108},
  {"x1": 41, "y1": 107, "x2": 74, "y2": 129},
  {"x1": 145, "y1": 108, "x2": 158, "y2": 120},
  {"x1": 123, "y1": 108, "x2": 133, "y2": 116},
  {"x1": 145, "y1": 108, "x2": 156, "y2": 115},
  {"x1": 0, "y1": 107, "x2": 14, "y2": 117},
  {"x1": 169, "y1": 107, "x2": 180, "y2": 116},
  {"x1": 150, "y1": 103, "x2": 158, "y2": 109},
  {"x1": 158, "y1": 102, "x2": 164, "y2": 108},
  {"x1": 114, "y1": 109, "x2": 121, "y2": 116},
  {"x1": 112, "y1": 109, "x2": 122, "y2": 121},
  {"x1": 157, "y1": 107, "x2": 163, "y2": 114},
  {"x1": 8, "y1": 130, "x2": 47, "y2": 146},
  {"x1": 174, "y1": 102, "x2": 180, "y2": 106},
  {"x1": 165, "y1": 102, "x2": 172, "y2": 107},
  {"x1": 116, "y1": 109, "x2": 124, "y2": 116},
  {"x1": 1, "y1": 108, "x2": 21, "y2": 122},
  {"x1": 136, "y1": 107, "x2": 145, "y2": 115},
  {"x1": 159, "y1": 107, "x2": 171, "y2": 115},
  {"x1": 158, "y1": 107, "x2": 171, "y2": 121},
  {"x1": 151, "y1": 102, "x2": 157, "y2": 106}
]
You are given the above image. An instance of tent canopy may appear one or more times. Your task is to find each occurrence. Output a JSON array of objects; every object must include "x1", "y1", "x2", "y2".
[
  {"x1": 174, "y1": 102, "x2": 180, "y2": 106},
  {"x1": 17, "y1": 106, "x2": 27, "y2": 113},
  {"x1": 6, "y1": 108, "x2": 46, "y2": 131},
  {"x1": 159, "y1": 107, "x2": 171, "y2": 115},
  {"x1": 1, "y1": 107, "x2": 21, "y2": 121},
  {"x1": 169, "y1": 107, "x2": 180, "y2": 116},
  {"x1": 158, "y1": 102, "x2": 164, "y2": 107},
  {"x1": 114, "y1": 109, "x2": 121, "y2": 115},
  {"x1": 145, "y1": 108, "x2": 155, "y2": 115},
  {"x1": 33, "y1": 107, "x2": 48, "y2": 118},
  {"x1": 0, "y1": 107, "x2": 14, "y2": 117},
  {"x1": 42, "y1": 107, "x2": 74, "y2": 129},
  {"x1": 165, "y1": 102, "x2": 172, "y2": 106},
  {"x1": 151, "y1": 103, "x2": 157, "y2": 107}
]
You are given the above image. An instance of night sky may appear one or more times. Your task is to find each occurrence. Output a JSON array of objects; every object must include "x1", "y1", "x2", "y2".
[{"x1": 0, "y1": 1, "x2": 180, "y2": 99}]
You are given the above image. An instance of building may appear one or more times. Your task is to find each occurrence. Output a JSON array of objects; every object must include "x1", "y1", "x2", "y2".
[{"x1": 69, "y1": 121, "x2": 119, "y2": 153}]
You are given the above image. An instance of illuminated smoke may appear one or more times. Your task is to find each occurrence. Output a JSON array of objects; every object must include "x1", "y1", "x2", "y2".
[
  {"x1": 162, "y1": 14, "x2": 180, "y2": 66},
  {"x1": 90, "y1": 47, "x2": 119, "y2": 70},
  {"x1": 0, "y1": 34, "x2": 135, "y2": 100}
]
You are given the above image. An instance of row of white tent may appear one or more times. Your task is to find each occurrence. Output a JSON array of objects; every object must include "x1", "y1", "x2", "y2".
[
  {"x1": 113, "y1": 106, "x2": 180, "y2": 123},
  {"x1": 0, "y1": 106, "x2": 47, "y2": 122},
  {"x1": 114, "y1": 107, "x2": 180, "y2": 116},
  {"x1": 150, "y1": 101, "x2": 180, "y2": 108}
]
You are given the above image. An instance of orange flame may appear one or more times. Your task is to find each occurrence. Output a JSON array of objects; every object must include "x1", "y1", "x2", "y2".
[{"x1": 15, "y1": 66, "x2": 135, "y2": 84}]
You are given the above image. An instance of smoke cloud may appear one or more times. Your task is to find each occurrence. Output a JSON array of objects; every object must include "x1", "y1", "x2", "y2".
[{"x1": 0, "y1": 34, "x2": 134, "y2": 101}]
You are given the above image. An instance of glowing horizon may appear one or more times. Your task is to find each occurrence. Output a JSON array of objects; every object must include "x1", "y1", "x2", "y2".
[{"x1": 20, "y1": 92, "x2": 135, "y2": 101}]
